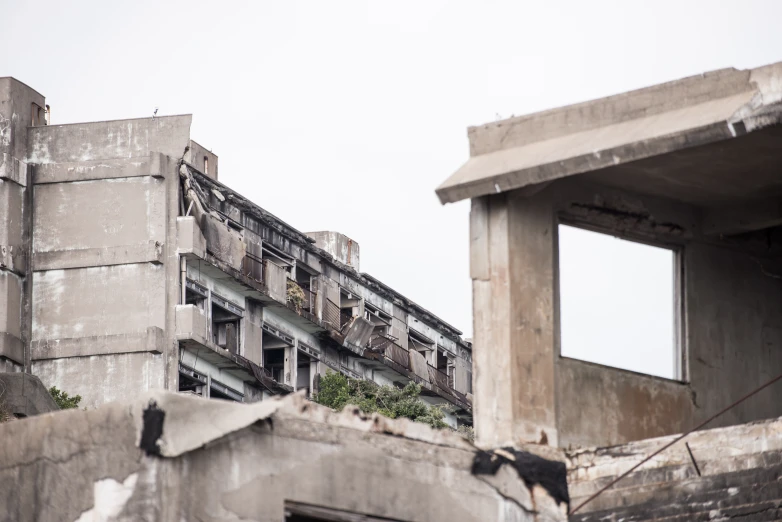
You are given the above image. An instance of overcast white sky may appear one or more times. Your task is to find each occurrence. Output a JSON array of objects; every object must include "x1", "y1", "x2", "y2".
[{"x1": 3, "y1": 1, "x2": 781, "y2": 355}]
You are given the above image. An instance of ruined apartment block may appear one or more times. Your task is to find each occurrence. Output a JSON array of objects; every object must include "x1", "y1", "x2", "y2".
[{"x1": 0, "y1": 77, "x2": 473, "y2": 427}]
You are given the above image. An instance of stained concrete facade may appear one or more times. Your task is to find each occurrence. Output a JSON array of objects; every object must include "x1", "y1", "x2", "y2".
[
  {"x1": 0, "y1": 77, "x2": 473, "y2": 426},
  {"x1": 438, "y1": 62, "x2": 782, "y2": 449},
  {"x1": 0, "y1": 391, "x2": 568, "y2": 522}
]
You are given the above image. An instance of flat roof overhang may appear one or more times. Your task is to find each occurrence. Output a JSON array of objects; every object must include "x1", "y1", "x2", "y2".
[{"x1": 437, "y1": 62, "x2": 782, "y2": 211}]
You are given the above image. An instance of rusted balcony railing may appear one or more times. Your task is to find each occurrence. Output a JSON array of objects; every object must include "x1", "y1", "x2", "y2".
[
  {"x1": 368, "y1": 334, "x2": 393, "y2": 352},
  {"x1": 241, "y1": 253, "x2": 264, "y2": 282},
  {"x1": 323, "y1": 298, "x2": 341, "y2": 330},
  {"x1": 428, "y1": 365, "x2": 450, "y2": 392},
  {"x1": 385, "y1": 342, "x2": 410, "y2": 369}
]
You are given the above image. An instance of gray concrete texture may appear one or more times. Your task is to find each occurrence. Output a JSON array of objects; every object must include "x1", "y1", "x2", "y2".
[
  {"x1": 567, "y1": 415, "x2": 782, "y2": 520},
  {"x1": 461, "y1": 62, "x2": 782, "y2": 450},
  {"x1": 0, "y1": 391, "x2": 567, "y2": 522},
  {"x1": 470, "y1": 176, "x2": 782, "y2": 449},
  {"x1": 308, "y1": 230, "x2": 361, "y2": 271},
  {"x1": 437, "y1": 62, "x2": 782, "y2": 204},
  {"x1": 0, "y1": 372, "x2": 58, "y2": 418},
  {"x1": 24, "y1": 114, "x2": 188, "y2": 407}
]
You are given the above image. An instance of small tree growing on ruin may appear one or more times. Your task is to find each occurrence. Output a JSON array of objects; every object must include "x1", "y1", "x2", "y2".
[{"x1": 49, "y1": 386, "x2": 82, "y2": 410}]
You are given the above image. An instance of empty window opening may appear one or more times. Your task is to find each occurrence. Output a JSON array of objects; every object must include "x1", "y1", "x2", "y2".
[
  {"x1": 364, "y1": 303, "x2": 392, "y2": 337},
  {"x1": 261, "y1": 330, "x2": 291, "y2": 383},
  {"x1": 297, "y1": 350, "x2": 313, "y2": 396},
  {"x1": 409, "y1": 329, "x2": 435, "y2": 364},
  {"x1": 211, "y1": 294, "x2": 242, "y2": 354},
  {"x1": 179, "y1": 364, "x2": 209, "y2": 398},
  {"x1": 436, "y1": 348, "x2": 455, "y2": 388},
  {"x1": 203, "y1": 156, "x2": 209, "y2": 175},
  {"x1": 185, "y1": 279, "x2": 208, "y2": 311},
  {"x1": 558, "y1": 224, "x2": 679, "y2": 380},
  {"x1": 339, "y1": 289, "x2": 361, "y2": 329}
]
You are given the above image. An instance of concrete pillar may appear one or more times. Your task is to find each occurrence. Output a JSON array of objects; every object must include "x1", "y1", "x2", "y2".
[
  {"x1": 470, "y1": 192, "x2": 557, "y2": 448},
  {"x1": 284, "y1": 343, "x2": 297, "y2": 387},
  {"x1": 0, "y1": 78, "x2": 46, "y2": 372},
  {"x1": 309, "y1": 360, "x2": 318, "y2": 394}
]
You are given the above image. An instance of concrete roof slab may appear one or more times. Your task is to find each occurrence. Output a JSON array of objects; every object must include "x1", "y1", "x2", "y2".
[{"x1": 437, "y1": 62, "x2": 782, "y2": 204}]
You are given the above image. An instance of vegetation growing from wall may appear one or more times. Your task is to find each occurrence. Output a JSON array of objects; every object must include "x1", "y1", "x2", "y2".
[
  {"x1": 49, "y1": 386, "x2": 82, "y2": 410},
  {"x1": 314, "y1": 372, "x2": 453, "y2": 430},
  {"x1": 286, "y1": 280, "x2": 306, "y2": 311}
]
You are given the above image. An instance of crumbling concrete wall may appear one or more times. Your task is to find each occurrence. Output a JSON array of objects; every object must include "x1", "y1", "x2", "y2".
[
  {"x1": 26, "y1": 117, "x2": 190, "y2": 407},
  {"x1": 0, "y1": 78, "x2": 46, "y2": 370},
  {"x1": 568, "y1": 415, "x2": 782, "y2": 520},
  {"x1": 0, "y1": 392, "x2": 567, "y2": 522},
  {"x1": 471, "y1": 175, "x2": 782, "y2": 449}
]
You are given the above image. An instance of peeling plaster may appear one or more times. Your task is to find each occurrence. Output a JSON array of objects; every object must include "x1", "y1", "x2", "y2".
[{"x1": 73, "y1": 473, "x2": 138, "y2": 522}]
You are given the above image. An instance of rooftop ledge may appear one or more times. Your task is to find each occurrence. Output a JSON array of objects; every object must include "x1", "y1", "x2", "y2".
[{"x1": 436, "y1": 61, "x2": 782, "y2": 205}]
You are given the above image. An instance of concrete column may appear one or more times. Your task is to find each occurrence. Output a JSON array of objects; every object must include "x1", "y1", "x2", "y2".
[
  {"x1": 470, "y1": 192, "x2": 557, "y2": 448},
  {"x1": 284, "y1": 343, "x2": 297, "y2": 387},
  {"x1": 309, "y1": 360, "x2": 318, "y2": 395}
]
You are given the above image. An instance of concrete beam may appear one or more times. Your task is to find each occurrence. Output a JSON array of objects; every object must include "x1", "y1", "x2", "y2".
[
  {"x1": 32, "y1": 153, "x2": 162, "y2": 184},
  {"x1": 0, "y1": 331, "x2": 24, "y2": 365},
  {"x1": 33, "y1": 241, "x2": 164, "y2": 271},
  {"x1": 703, "y1": 198, "x2": 782, "y2": 236},
  {"x1": 31, "y1": 327, "x2": 164, "y2": 360},
  {"x1": 0, "y1": 153, "x2": 26, "y2": 186}
]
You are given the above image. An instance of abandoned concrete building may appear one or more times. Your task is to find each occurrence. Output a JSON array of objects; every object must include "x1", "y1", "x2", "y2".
[
  {"x1": 438, "y1": 61, "x2": 782, "y2": 519},
  {"x1": 2, "y1": 61, "x2": 782, "y2": 522},
  {"x1": 0, "y1": 76, "x2": 473, "y2": 426}
]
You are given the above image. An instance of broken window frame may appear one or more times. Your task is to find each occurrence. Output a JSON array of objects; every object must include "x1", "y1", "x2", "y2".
[{"x1": 555, "y1": 219, "x2": 686, "y2": 382}]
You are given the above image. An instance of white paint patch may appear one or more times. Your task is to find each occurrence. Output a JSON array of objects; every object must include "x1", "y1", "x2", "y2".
[{"x1": 73, "y1": 473, "x2": 138, "y2": 522}]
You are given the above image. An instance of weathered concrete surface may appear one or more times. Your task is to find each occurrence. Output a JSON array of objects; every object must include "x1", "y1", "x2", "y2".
[
  {"x1": 32, "y1": 264, "x2": 166, "y2": 341},
  {"x1": 33, "y1": 175, "x2": 166, "y2": 255},
  {"x1": 32, "y1": 353, "x2": 165, "y2": 409},
  {"x1": 308, "y1": 230, "x2": 360, "y2": 271},
  {"x1": 470, "y1": 192, "x2": 559, "y2": 449},
  {"x1": 1, "y1": 78, "x2": 46, "y2": 374},
  {"x1": 0, "y1": 391, "x2": 567, "y2": 522},
  {"x1": 471, "y1": 175, "x2": 782, "y2": 449},
  {"x1": 25, "y1": 117, "x2": 189, "y2": 405},
  {"x1": 437, "y1": 62, "x2": 782, "y2": 204},
  {"x1": 567, "y1": 415, "x2": 782, "y2": 520},
  {"x1": 0, "y1": 372, "x2": 58, "y2": 418},
  {"x1": 456, "y1": 61, "x2": 782, "y2": 449},
  {"x1": 185, "y1": 139, "x2": 218, "y2": 180},
  {"x1": 0, "y1": 271, "x2": 23, "y2": 365}
]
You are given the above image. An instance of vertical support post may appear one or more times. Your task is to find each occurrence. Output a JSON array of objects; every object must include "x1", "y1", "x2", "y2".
[
  {"x1": 284, "y1": 342, "x2": 297, "y2": 388},
  {"x1": 470, "y1": 193, "x2": 558, "y2": 448}
]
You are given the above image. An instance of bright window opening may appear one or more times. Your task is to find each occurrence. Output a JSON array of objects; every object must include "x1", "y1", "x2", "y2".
[{"x1": 558, "y1": 224, "x2": 679, "y2": 380}]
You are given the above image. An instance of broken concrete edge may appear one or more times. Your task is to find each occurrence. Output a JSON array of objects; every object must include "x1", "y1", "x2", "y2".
[
  {"x1": 127, "y1": 392, "x2": 570, "y2": 513},
  {"x1": 565, "y1": 413, "x2": 782, "y2": 487},
  {"x1": 471, "y1": 447, "x2": 570, "y2": 508},
  {"x1": 131, "y1": 390, "x2": 476, "y2": 460}
]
